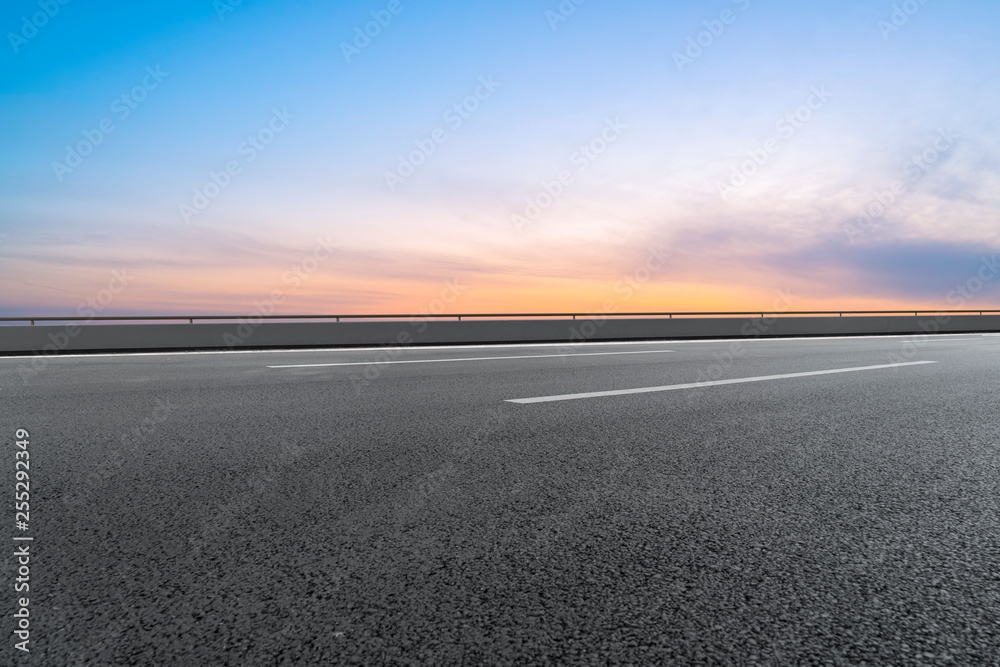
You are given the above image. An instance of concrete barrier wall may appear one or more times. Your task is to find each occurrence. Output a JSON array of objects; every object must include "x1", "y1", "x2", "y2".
[{"x1": 1, "y1": 315, "x2": 998, "y2": 355}]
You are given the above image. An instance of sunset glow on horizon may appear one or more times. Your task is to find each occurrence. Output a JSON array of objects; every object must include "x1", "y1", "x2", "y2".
[{"x1": 2, "y1": 0, "x2": 999, "y2": 317}]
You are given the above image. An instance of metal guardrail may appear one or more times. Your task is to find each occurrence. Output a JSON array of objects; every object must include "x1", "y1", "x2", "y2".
[{"x1": 1, "y1": 310, "x2": 999, "y2": 325}]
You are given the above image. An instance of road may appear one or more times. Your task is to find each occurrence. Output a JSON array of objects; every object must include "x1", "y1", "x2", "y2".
[{"x1": 3, "y1": 334, "x2": 1000, "y2": 665}]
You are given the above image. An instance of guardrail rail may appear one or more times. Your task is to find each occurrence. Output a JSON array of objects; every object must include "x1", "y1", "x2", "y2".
[{"x1": 2, "y1": 310, "x2": 1000, "y2": 325}]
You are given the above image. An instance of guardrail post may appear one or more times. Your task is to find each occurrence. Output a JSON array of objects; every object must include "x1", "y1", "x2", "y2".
[
  {"x1": 30, "y1": 320, "x2": 34, "y2": 326},
  {"x1": 458, "y1": 316, "x2": 462, "y2": 321},
  {"x1": 189, "y1": 318, "x2": 193, "y2": 324}
]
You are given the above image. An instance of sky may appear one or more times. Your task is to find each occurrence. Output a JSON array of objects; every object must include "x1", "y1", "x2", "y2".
[{"x1": 1, "y1": 0, "x2": 999, "y2": 317}]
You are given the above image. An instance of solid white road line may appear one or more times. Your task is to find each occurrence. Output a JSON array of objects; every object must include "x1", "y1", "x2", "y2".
[
  {"x1": 0, "y1": 340, "x2": 677, "y2": 361},
  {"x1": 914, "y1": 337, "x2": 983, "y2": 341},
  {"x1": 267, "y1": 349, "x2": 676, "y2": 369},
  {"x1": 505, "y1": 360, "x2": 938, "y2": 404}
]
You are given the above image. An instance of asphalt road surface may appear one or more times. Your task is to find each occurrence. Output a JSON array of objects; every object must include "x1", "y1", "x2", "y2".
[{"x1": 3, "y1": 333, "x2": 1000, "y2": 665}]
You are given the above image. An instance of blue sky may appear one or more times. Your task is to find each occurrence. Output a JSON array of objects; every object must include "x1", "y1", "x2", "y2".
[{"x1": 2, "y1": 0, "x2": 999, "y2": 315}]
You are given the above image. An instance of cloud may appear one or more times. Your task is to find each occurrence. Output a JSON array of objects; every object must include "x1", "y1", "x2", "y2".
[
  {"x1": 772, "y1": 237, "x2": 1000, "y2": 301},
  {"x1": 658, "y1": 220, "x2": 1000, "y2": 303}
]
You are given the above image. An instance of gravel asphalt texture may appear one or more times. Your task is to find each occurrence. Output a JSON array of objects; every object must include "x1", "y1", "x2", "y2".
[{"x1": 2, "y1": 334, "x2": 999, "y2": 665}]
